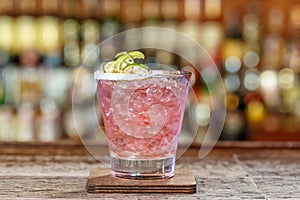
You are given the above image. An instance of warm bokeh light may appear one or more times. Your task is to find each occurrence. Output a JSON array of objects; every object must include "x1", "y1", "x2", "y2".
[
  {"x1": 0, "y1": 16, "x2": 13, "y2": 51},
  {"x1": 195, "y1": 103, "x2": 211, "y2": 126},
  {"x1": 278, "y1": 68, "x2": 295, "y2": 90},
  {"x1": 243, "y1": 51, "x2": 260, "y2": 68},
  {"x1": 0, "y1": 0, "x2": 300, "y2": 142},
  {"x1": 246, "y1": 100, "x2": 265, "y2": 122},
  {"x1": 14, "y1": 16, "x2": 37, "y2": 53},
  {"x1": 260, "y1": 70, "x2": 278, "y2": 90},
  {"x1": 244, "y1": 69, "x2": 260, "y2": 91},
  {"x1": 224, "y1": 56, "x2": 241, "y2": 73},
  {"x1": 224, "y1": 74, "x2": 240, "y2": 92}
]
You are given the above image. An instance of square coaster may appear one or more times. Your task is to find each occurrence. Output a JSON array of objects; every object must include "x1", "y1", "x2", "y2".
[{"x1": 86, "y1": 168, "x2": 196, "y2": 193}]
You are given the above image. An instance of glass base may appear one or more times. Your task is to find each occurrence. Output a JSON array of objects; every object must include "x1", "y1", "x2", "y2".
[{"x1": 110, "y1": 155, "x2": 176, "y2": 179}]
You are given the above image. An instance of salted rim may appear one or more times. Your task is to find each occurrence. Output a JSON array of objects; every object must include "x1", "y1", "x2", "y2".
[{"x1": 94, "y1": 70, "x2": 189, "y2": 81}]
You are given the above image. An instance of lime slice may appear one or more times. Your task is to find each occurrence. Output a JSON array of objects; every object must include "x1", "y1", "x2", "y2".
[
  {"x1": 122, "y1": 64, "x2": 133, "y2": 73},
  {"x1": 102, "y1": 51, "x2": 149, "y2": 74},
  {"x1": 116, "y1": 54, "x2": 134, "y2": 67},
  {"x1": 128, "y1": 51, "x2": 145, "y2": 59},
  {"x1": 114, "y1": 51, "x2": 128, "y2": 59},
  {"x1": 102, "y1": 61, "x2": 114, "y2": 73}
]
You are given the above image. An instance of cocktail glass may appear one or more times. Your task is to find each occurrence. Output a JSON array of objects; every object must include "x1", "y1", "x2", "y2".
[{"x1": 95, "y1": 70, "x2": 191, "y2": 179}]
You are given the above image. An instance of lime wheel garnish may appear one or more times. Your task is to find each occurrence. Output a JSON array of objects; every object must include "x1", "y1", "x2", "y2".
[{"x1": 101, "y1": 51, "x2": 149, "y2": 74}]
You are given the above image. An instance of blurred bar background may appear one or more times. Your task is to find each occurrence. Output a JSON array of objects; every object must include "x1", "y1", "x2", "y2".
[{"x1": 0, "y1": 0, "x2": 300, "y2": 143}]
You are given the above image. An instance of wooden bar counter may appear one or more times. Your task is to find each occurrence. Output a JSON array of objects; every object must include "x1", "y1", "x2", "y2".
[{"x1": 1, "y1": 141, "x2": 300, "y2": 199}]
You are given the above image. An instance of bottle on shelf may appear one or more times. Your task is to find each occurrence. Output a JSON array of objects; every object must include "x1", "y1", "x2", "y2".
[
  {"x1": 62, "y1": 19, "x2": 81, "y2": 67},
  {"x1": 285, "y1": 5, "x2": 300, "y2": 74},
  {"x1": 0, "y1": 105, "x2": 15, "y2": 141},
  {"x1": 221, "y1": 7, "x2": 248, "y2": 140},
  {"x1": 61, "y1": 0, "x2": 82, "y2": 67},
  {"x1": 2, "y1": 64, "x2": 20, "y2": 106},
  {"x1": 99, "y1": 0, "x2": 121, "y2": 61},
  {"x1": 200, "y1": 0, "x2": 224, "y2": 66},
  {"x1": 120, "y1": 0, "x2": 143, "y2": 25},
  {"x1": 142, "y1": 0, "x2": 161, "y2": 26},
  {"x1": 262, "y1": 7, "x2": 285, "y2": 69},
  {"x1": 19, "y1": 49, "x2": 42, "y2": 106},
  {"x1": 16, "y1": 102, "x2": 36, "y2": 141},
  {"x1": 178, "y1": 0, "x2": 202, "y2": 65},
  {"x1": 81, "y1": 19, "x2": 100, "y2": 68},
  {"x1": 281, "y1": 5, "x2": 300, "y2": 116},
  {"x1": 37, "y1": 97, "x2": 62, "y2": 141},
  {"x1": 0, "y1": 15, "x2": 13, "y2": 66},
  {"x1": 36, "y1": 0, "x2": 63, "y2": 67}
]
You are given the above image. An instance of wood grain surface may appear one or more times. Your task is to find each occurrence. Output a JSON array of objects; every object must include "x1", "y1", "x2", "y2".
[{"x1": 1, "y1": 141, "x2": 300, "y2": 199}]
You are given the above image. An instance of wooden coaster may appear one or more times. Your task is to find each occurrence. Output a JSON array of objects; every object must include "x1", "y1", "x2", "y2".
[{"x1": 86, "y1": 168, "x2": 196, "y2": 193}]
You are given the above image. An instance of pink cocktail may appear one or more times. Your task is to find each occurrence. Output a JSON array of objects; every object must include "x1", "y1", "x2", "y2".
[{"x1": 95, "y1": 71, "x2": 191, "y2": 179}]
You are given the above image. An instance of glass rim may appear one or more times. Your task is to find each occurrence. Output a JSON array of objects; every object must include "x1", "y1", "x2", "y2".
[{"x1": 94, "y1": 70, "x2": 192, "y2": 81}]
